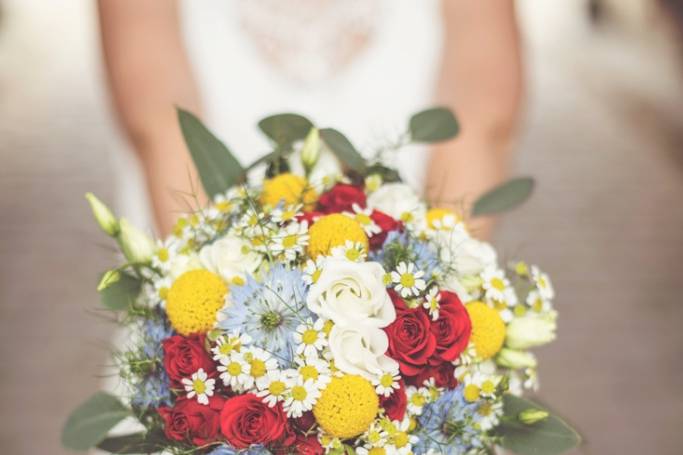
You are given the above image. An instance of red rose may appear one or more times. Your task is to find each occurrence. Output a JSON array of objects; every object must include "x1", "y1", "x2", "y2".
[
  {"x1": 384, "y1": 293, "x2": 436, "y2": 376},
  {"x1": 294, "y1": 434, "x2": 324, "y2": 455},
  {"x1": 293, "y1": 411, "x2": 317, "y2": 434},
  {"x1": 158, "y1": 396, "x2": 225, "y2": 446},
  {"x1": 408, "y1": 362, "x2": 458, "y2": 389},
  {"x1": 317, "y1": 183, "x2": 366, "y2": 213},
  {"x1": 162, "y1": 334, "x2": 215, "y2": 386},
  {"x1": 380, "y1": 380, "x2": 407, "y2": 421},
  {"x1": 368, "y1": 210, "x2": 402, "y2": 250},
  {"x1": 220, "y1": 393, "x2": 288, "y2": 449},
  {"x1": 429, "y1": 291, "x2": 471, "y2": 363}
]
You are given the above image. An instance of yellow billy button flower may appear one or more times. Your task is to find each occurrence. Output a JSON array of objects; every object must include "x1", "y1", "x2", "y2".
[
  {"x1": 465, "y1": 301, "x2": 506, "y2": 360},
  {"x1": 313, "y1": 375, "x2": 379, "y2": 439},
  {"x1": 426, "y1": 207, "x2": 460, "y2": 230},
  {"x1": 166, "y1": 270, "x2": 228, "y2": 336},
  {"x1": 307, "y1": 213, "x2": 368, "y2": 259},
  {"x1": 260, "y1": 173, "x2": 318, "y2": 209}
]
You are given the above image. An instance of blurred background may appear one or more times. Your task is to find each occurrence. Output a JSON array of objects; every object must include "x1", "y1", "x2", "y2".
[{"x1": 1, "y1": 0, "x2": 683, "y2": 454}]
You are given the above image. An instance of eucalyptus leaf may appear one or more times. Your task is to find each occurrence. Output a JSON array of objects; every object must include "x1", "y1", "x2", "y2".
[
  {"x1": 319, "y1": 128, "x2": 367, "y2": 173},
  {"x1": 409, "y1": 106, "x2": 459, "y2": 143},
  {"x1": 62, "y1": 392, "x2": 132, "y2": 451},
  {"x1": 497, "y1": 395, "x2": 581, "y2": 455},
  {"x1": 258, "y1": 113, "x2": 314, "y2": 148},
  {"x1": 472, "y1": 177, "x2": 535, "y2": 217},
  {"x1": 96, "y1": 432, "x2": 165, "y2": 454},
  {"x1": 177, "y1": 108, "x2": 244, "y2": 197},
  {"x1": 99, "y1": 272, "x2": 140, "y2": 311}
]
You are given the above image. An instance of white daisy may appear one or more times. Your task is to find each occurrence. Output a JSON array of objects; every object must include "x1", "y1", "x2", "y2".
[
  {"x1": 330, "y1": 240, "x2": 368, "y2": 262},
  {"x1": 242, "y1": 347, "x2": 279, "y2": 391},
  {"x1": 211, "y1": 332, "x2": 251, "y2": 362},
  {"x1": 302, "y1": 257, "x2": 325, "y2": 286},
  {"x1": 181, "y1": 368, "x2": 215, "y2": 405},
  {"x1": 270, "y1": 203, "x2": 303, "y2": 224},
  {"x1": 345, "y1": 203, "x2": 381, "y2": 237},
  {"x1": 476, "y1": 399, "x2": 503, "y2": 431},
  {"x1": 373, "y1": 370, "x2": 401, "y2": 397},
  {"x1": 422, "y1": 286, "x2": 441, "y2": 320},
  {"x1": 531, "y1": 266, "x2": 555, "y2": 300},
  {"x1": 256, "y1": 370, "x2": 289, "y2": 407},
  {"x1": 270, "y1": 221, "x2": 309, "y2": 261},
  {"x1": 293, "y1": 318, "x2": 328, "y2": 357},
  {"x1": 481, "y1": 267, "x2": 510, "y2": 302},
  {"x1": 294, "y1": 356, "x2": 332, "y2": 387},
  {"x1": 526, "y1": 290, "x2": 551, "y2": 313},
  {"x1": 283, "y1": 376, "x2": 321, "y2": 418},
  {"x1": 151, "y1": 238, "x2": 179, "y2": 272},
  {"x1": 391, "y1": 262, "x2": 426, "y2": 298},
  {"x1": 406, "y1": 386, "x2": 430, "y2": 416},
  {"x1": 217, "y1": 353, "x2": 250, "y2": 392}
]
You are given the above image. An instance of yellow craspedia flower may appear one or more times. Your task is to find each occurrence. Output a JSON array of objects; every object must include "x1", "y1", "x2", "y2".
[
  {"x1": 166, "y1": 269, "x2": 227, "y2": 336},
  {"x1": 307, "y1": 214, "x2": 368, "y2": 259},
  {"x1": 260, "y1": 173, "x2": 318, "y2": 209},
  {"x1": 426, "y1": 207, "x2": 461, "y2": 229},
  {"x1": 313, "y1": 375, "x2": 379, "y2": 439},
  {"x1": 466, "y1": 301, "x2": 506, "y2": 360}
]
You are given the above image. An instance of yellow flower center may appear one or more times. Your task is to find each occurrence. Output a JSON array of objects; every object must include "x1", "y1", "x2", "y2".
[
  {"x1": 215, "y1": 201, "x2": 232, "y2": 213},
  {"x1": 193, "y1": 379, "x2": 206, "y2": 394},
  {"x1": 166, "y1": 270, "x2": 227, "y2": 336},
  {"x1": 345, "y1": 248, "x2": 361, "y2": 261},
  {"x1": 157, "y1": 248, "x2": 169, "y2": 262},
  {"x1": 269, "y1": 380, "x2": 286, "y2": 396},
  {"x1": 291, "y1": 385, "x2": 308, "y2": 401},
  {"x1": 410, "y1": 393, "x2": 426, "y2": 407},
  {"x1": 478, "y1": 402, "x2": 493, "y2": 416},
  {"x1": 219, "y1": 343, "x2": 233, "y2": 355},
  {"x1": 323, "y1": 320, "x2": 334, "y2": 335},
  {"x1": 393, "y1": 432, "x2": 409, "y2": 448},
  {"x1": 514, "y1": 305, "x2": 527, "y2": 317},
  {"x1": 369, "y1": 448, "x2": 386, "y2": 455},
  {"x1": 227, "y1": 362, "x2": 242, "y2": 376},
  {"x1": 400, "y1": 273, "x2": 415, "y2": 288},
  {"x1": 302, "y1": 329, "x2": 318, "y2": 345},
  {"x1": 282, "y1": 234, "x2": 298, "y2": 248},
  {"x1": 313, "y1": 375, "x2": 379, "y2": 439},
  {"x1": 379, "y1": 373, "x2": 394, "y2": 388},
  {"x1": 515, "y1": 261, "x2": 529, "y2": 276},
  {"x1": 300, "y1": 365, "x2": 319, "y2": 381},
  {"x1": 481, "y1": 380, "x2": 496, "y2": 395},
  {"x1": 464, "y1": 384, "x2": 480, "y2": 402},
  {"x1": 491, "y1": 277, "x2": 506, "y2": 291},
  {"x1": 250, "y1": 359, "x2": 267, "y2": 378}
]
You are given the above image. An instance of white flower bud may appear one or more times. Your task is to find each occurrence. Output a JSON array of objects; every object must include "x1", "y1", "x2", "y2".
[
  {"x1": 518, "y1": 408, "x2": 549, "y2": 425},
  {"x1": 117, "y1": 218, "x2": 155, "y2": 264},
  {"x1": 300, "y1": 128, "x2": 321, "y2": 172},
  {"x1": 85, "y1": 192, "x2": 119, "y2": 236},
  {"x1": 496, "y1": 348, "x2": 538, "y2": 369},
  {"x1": 505, "y1": 314, "x2": 557, "y2": 350},
  {"x1": 97, "y1": 269, "x2": 121, "y2": 292}
]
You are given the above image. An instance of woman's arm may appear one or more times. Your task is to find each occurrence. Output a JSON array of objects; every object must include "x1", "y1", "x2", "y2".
[
  {"x1": 98, "y1": 0, "x2": 202, "y2": 236},
  {"x1": 427, "y1": 0, "x2": 523, "y2": 239}
]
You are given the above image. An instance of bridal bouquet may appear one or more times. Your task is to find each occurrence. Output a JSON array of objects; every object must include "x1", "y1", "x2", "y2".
[{"x1": 63, "y1": 108, "x2": 579, "y2": 455}]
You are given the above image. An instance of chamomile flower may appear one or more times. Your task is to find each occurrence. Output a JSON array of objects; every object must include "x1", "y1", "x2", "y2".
[
  {"x1": 302, "y1": 257, "x2": 325, "y2": 286},
  {"x1": 283, "y1": 375, "x2": 321, "y2": 418},
  {"x1": 481, "y1": 267, "x2": 510, "y2": 302},
  {"x1": 422, "y1": 286, "x2": 441, "y2": 320},
  {"x1": 270, "y1": 221, "x2": 309, "y2": 261},
  {"x1": 242, "y1": 347, "x2": 279, "y2": 390},
  {"x1": 294, "y1": 318, "x2": 328, "y2": 357},
  {"x1": 151, "y1": 276, "x2": 172, "y2": 303},
  {"x1": 330, "y1": 240, "x2": 368, "y2": 262},
  {"x1": 385, "y1": 417, "x2": 419, "y2": 455},
  {"x1": 211, "y1": 332, "x2": 251, "y2": 362},
  {"x1": 256, "y1": 370, "x2": 288, "y2": 407},
  {"x1": 526, "y1": 290, "x2": 551, "y2": 313},
  {"x1": 391, "y1": 262, "x2": 427, "y2": 298},
  {"x1": 217, "y1": 353, "x2": 250, "y2": 392},
  {"x1": 531, "y1": 266, "x2": 555, "y2": 300},
  {"x1": 293, "y1": 356, "x2": 331, "y2": 387},
  {"x1": 373, "y1": 370, "x2": 401, "y2": 397},
  {"x1": 345, "y1": 203, "x2": 382, "y2": 237},
  {"x1": 477, "y1": 399, "x2": 503, "y2": 431},
  {"x1": 271, "y1": 203, "x2": 303, "y2": 224},
  {"x1": 151, "y1": 238, "x2": 179, "y2": 272},
  {"x1": 358, "y1": 420, "x2": 390, "y2": 453},
  {"x1": 406, "y1": 386, "x2": 430, "y2": 416},
  {"x1": 461, "y1": 371, "x2": 499, "y2": 403},
  {"x1": 182, "y1": 368, "x2": 215, "y2": 405}
]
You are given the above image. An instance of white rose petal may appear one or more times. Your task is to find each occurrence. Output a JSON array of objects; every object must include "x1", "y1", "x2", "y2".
[
  {"x1": 436, "y1": 224, "x2": 497, "y2": 277},
  {"x1": 328, "y1": 325, "x2": 398, "y2": 381},
  {"x1": 367, "y1": 183, "x2": 424, "y2": 221},
  {"x1": 199, "y1": 235, "x2": 262, "y2": 282},
  {"x1": 306, "y1": 258, "x2": 395, "y2": 328}
]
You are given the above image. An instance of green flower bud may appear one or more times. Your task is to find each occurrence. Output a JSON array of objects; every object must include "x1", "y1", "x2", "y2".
[
  {"x1": 85, "y1": 192, "x2": 119, "y2": 236},
  {"x1": 117, "y1": 218, "x2": 155, "y2": 264},
  {"x1": 97, "y1": 269, "x2": 121, "y2": 292},
  {"x1": 301, "y1": 128, "x2": 321, "y2": 172},
  {"x1": 496, "y1": 348, "x2": 538, "y2": 369},
  {"x1": 518, "y1": 408, "x2": 549, "y2": 425}
]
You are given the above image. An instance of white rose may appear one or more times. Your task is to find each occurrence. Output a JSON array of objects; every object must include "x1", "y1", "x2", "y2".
[
  {"x1": 306, "y1": 259, "x2": 395, "y2": 328},
  {"x1": 199, "y1": 235, "x2": 262, "y2": 282},
  {"x1": 367, "y1": 183, "x2": 424, "y2": 221},
  {"x1": 168, "y1": 253, "x2": 202, "y2": 280},
  {"x1": 436, "y1": 224, "x2": 497, "y2": 277},
  {"x1": 505, "y1": 313, "x2": 557, "y2": 350},
  {"x1": 328, "y1": 324, "x2": 398, "y2": 381}
]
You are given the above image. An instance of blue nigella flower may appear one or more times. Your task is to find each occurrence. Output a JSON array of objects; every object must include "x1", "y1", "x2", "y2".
[
  {"x1": 413, "y1": 386, "x2": 483, "y2": 455},
  {"x1": 207, "y1": 445, "x2": 272, "y2": 455},
  {"x1": 371, "y1": 230, "x2": 441, "y2": 279},
  {"x1": 219, "y1": 264, "x2": 311, "y2": 367},
  {"x1": 131, "y1": 312, "x2": 174, "y2": 409}
]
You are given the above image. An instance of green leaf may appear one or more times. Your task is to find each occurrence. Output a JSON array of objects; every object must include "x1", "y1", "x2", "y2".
[
  {"x1": 319, "y1": 128, "x2": 367, "y2": 173},
  {"x1": 96, "y1": 432, "x2": 165, "y2": 454},
  {"x1": 497, "y1": 395, "x2": 581, "y2": 455},
  {"x1": 258, "y1": 113, "x2": 314, "y2": 148},
  {"x1": 99, "y1": 272, "x2": 141, "y2": 311},
  {"x1": 472, "y1": 177, "x2": 535, "y2": 217},
  {"x1": 409, "y1": 106, "x2": 460, "y2": 143},
  {"x1": 61, "y1": 392, "x2": 132, "y2": 451},
  {"x1": 177, "y1": 108, "x2": 244, "y2": 197}
]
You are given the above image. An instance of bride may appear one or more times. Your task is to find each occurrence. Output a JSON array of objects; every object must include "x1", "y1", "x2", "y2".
[{"x1": 98, "y1": 0, "x2": 522, "y2": 240}]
